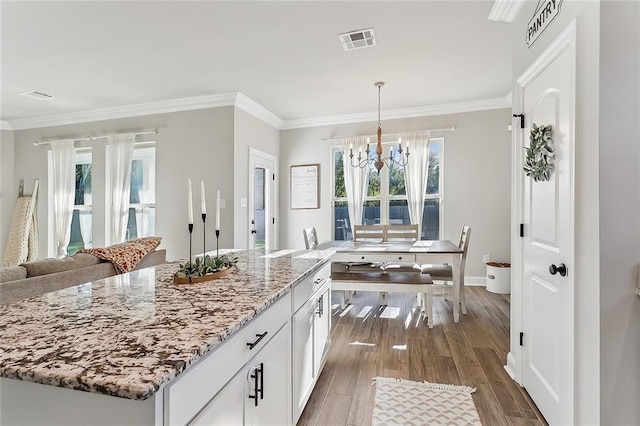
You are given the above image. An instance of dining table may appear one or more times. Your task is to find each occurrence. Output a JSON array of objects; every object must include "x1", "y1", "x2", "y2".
[{"x1": 316, "y1": 239, "x2": 464, "y2": 322}]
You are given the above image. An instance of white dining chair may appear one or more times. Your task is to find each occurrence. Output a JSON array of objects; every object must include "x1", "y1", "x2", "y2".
[
  {"x1": 421, "y1": 225, "x2": 471, "y2": 317},
  {"x1": 303, "y1": 227, "x2": 318, "y2": 249}
]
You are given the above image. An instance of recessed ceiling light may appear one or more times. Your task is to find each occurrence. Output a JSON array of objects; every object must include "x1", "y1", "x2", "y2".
[
  {"x1": 338, "y1": 28, "x2": 377, "y2": 51},
  {"x1": 20, "y1": 90, "x2": 55, "y2": 100}
]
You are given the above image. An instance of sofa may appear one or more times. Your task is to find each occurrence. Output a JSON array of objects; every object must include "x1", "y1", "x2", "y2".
[{"x1": 0, "y1": 247, "x2": 166, "y2": 305}]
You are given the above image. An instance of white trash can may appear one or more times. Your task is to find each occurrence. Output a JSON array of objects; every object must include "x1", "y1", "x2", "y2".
[{"x1": 486, "y1": 262, "x2": 511, "y2": 294}]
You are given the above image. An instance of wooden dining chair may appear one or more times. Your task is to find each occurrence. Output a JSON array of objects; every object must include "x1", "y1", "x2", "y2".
[
  {"x1": 422, "y1": 225, "x2": 471, "y2": 317},
  {"x1": 303, "y1": 227, "x2": 318, "y2": 249},
  {"x1": 353, "y1": 224, "x2": 386, "y2": 242},
  {"x1": 384, "y1": 224, "x2": 419, "y2": 242}
]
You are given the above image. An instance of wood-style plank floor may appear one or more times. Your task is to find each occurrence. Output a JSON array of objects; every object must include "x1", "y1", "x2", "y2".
[{"x1": 297, "y1": 288, "x2": 547, "y2": 426}]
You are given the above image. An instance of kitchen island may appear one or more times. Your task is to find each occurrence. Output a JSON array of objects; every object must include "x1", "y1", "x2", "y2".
[{"x1": 0, "y1": 248, "x2": 333, "y2": 425}]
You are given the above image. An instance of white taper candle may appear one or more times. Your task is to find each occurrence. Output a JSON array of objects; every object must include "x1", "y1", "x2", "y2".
[
  {"x1": 187, "y1": 178, "x2": 193, "y2": 224},
  {"x1": 201, "y1": 180, "x2": 206, "y2": 215},
  {"x1": 216, "y1": 190, "x2": 221, "y2": 230}
]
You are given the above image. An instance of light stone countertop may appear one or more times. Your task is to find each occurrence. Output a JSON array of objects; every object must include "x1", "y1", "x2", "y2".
[{"x1": 0, "y1": 249, "x2": 332, "y2": 401}]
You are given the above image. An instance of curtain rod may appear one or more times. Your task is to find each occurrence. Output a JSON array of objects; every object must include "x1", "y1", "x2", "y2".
[
  {"x1": 321, "y1": 126, "x2": 455, "y2": 142},
  {"x1": 33, "y1": 129, "x2": 159, "y2": 147}
]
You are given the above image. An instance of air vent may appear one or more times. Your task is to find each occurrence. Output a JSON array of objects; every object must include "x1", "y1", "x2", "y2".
[
  {"x1": 338, "y1": 28, "x2": 376, "y2": 51},
  {"x1": 20, "y1": 90, "x2": 55, "y2": 100}
]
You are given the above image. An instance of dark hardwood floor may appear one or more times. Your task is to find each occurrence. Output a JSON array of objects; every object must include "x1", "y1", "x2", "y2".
[{"x1": 297, "y1": 287, "x2": 547, "y2": 426}]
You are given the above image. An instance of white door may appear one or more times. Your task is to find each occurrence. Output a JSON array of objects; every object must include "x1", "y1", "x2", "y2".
[
  {"x1": 292, "y1": 299, "x2": 315, "y2": 422},
  {"x1": 245, "y1": 324, "x2": 290, "y2": 426},
  {"x1": 517, "y1": 23, "x2": 575, "y2": 425},
  {"x1": 313, "y1": 288, "x2": 331, "y2": 376},
  {"x1": 249, "y1": 148, "x2": 277, "y2": 250},
  {"x1": 190, "y1": 370, "x2": 244, "y2": 425}
]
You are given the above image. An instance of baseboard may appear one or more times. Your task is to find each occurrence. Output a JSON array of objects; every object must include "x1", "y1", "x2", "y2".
[
  {"x1": 464, "y1": 276, "x2": 486, "y2": 286},
  {"x1": 504, "y1": 352, "x2": 517, "y2": 380}
]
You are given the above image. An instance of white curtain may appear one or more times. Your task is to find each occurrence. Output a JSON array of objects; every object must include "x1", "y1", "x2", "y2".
[
  {"x1": 403, "y1": 131, "x2": 431, "y2": 237},
  {"x1": 50, "y1": 139, "x2": 76, "y2": 257},
  {"x1": 342, "y1": 136, "x2": 370, "y2": 234},
  {"x1": 108, "y1": 134, "x2": 135, "y2": 244}
]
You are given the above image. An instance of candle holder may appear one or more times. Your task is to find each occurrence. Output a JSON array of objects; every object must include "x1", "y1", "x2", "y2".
[
  {"x1": 216, "y1": 229, "x2": 220, "y2": 259},
  {"x1": 188, "y1": 223, "x2": 194, "y2": 283},
  {"x1": 202, "y1": 213, "x2": 207, "y2": 257}
]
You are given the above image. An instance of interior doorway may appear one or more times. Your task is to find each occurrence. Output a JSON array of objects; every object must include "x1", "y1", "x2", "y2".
[{"x1": 248, "y1": 148, "x2": 277, "y2": 250}]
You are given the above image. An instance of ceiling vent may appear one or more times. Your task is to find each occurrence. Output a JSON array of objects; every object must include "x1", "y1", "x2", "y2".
[
  {"x1": 20, "y1": 90, "x2": 55, "y2": 100},
  {"x1": 339, "y1": 28, "x2": 376, "y2": 51}
]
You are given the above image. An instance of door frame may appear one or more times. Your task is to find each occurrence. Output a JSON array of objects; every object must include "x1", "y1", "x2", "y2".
[
  {"x1": 508, "y1": 19, "x2": 576, "y2": 418},
  {"x1": 248, "y1": 147, "x2": 278, "y2": 250}
]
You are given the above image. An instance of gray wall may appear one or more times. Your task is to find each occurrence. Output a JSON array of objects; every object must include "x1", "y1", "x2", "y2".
[
  {"x1": 0, "y1": 129, "x2": 15, "y2": 257},
  {"x1": 279, "y1": 108, "x2": 512, "y2": 278},
  {"x1": 11, "y1": 107, "x2": 235, "y2": 261},
  {"x1": 599, "y1": 1, "x2": 640, "y2": 424},
  {"x1": 233, "y1": 108, "x2": 280, "y2": 248},
  {"x1": 512, "y1": 1, "x2": 601, "y2": 423}
]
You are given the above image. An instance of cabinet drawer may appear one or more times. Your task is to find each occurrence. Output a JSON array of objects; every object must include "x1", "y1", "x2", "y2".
[
  {"x1": 292, "y1": 262, "x2": 330, "y2": 312},
  {"x1": 165, "y1": 292, "x2": 291, "y2": 426},
  {"x1": 332, "y1": 253, "x2": 416, "y2": 263}
]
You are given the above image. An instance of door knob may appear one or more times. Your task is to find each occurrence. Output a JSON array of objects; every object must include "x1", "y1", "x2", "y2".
[{"x1": 549, "y1": 263, "x2": 567, "y2": 276}]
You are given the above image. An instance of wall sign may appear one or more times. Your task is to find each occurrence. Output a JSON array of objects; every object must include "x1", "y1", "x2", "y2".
[
  {"x1": 527, "y1": 0, "x2": 563, "y2": 48},
  {"x1": 290, "y1": 164, "x2": 320, "y2": 209}
]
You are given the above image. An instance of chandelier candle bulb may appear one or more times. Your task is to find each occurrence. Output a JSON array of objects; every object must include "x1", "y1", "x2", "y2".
[
  {"x1": 200, "y1": 180, "x2": 206, "y2": 215},
  {"x1": 187, "y1": 178, "x2": 194, "y2": 224}
]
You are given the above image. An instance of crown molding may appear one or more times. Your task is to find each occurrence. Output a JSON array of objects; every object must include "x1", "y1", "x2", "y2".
[
  {"x1": 281, "y1": 97, "x2": 512, "y2": 130},
  {"x1": 234, "y1": 93, "x2": 284, "y2": 129},
  {"x1": 488, "y1": 0, "x2": 525, "y2": 22},
  {"x1": 7, "y1": 93, "x2": 239, "y2": 130},
  {"x1": 6, "y1": 93, "x2": 512, "y2": 132}
]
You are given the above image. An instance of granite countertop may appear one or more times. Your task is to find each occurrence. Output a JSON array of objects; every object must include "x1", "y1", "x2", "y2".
[{"x1": 0, "y1": 249, "x2": 332, "y2": 401}]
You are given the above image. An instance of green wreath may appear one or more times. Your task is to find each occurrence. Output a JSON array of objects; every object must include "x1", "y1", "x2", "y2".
[{"x1": 523, "y1": 123, "x2": 554, "y2": 182}]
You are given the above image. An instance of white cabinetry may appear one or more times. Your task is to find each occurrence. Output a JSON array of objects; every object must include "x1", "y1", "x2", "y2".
[
  {"x1": 191, "y1": 323, "x2": 290, "y2": 426},
  {"x1": 314, "y1": 286, "x2": 331, "y2": 376},
  {"x1": 292, "y1": 263, "x2": 331, "y2": 423},
  {"x1": 166, "y1": 293, "x2": 292, "y2": 425}
]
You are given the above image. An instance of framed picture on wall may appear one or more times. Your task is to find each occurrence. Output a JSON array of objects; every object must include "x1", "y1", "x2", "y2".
[{"x1": 290, "y1": 164, "x2": 320, "y2": 209}]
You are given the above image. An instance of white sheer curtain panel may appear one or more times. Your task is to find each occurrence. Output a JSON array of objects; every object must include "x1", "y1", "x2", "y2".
[
  {"x1": 50, "y1": 139, "x2": 76, "y2": 257},
  {"x1": 342, "y1": 136, "x2": 370, "y2": 232},
  {"x1": 108, "y1": 134, "x2": 135, "y2": 244},
  {"x1": 403, "y1": 131, "x2": 431, "y2": 237}
]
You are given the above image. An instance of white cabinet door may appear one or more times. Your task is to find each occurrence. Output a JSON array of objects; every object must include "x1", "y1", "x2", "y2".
[
  {"x1": 245, "y1": 323, "x2": 290, "y2": 426},
  {"x1": 314, "y1": 287, "x2": 331, "y2": 376},
  {"x1": 190, "y1": 371, "x2": 244, "y2": 426},
  {"x1": 292, "y1": 299, "x2": 315, "y2": 422}
]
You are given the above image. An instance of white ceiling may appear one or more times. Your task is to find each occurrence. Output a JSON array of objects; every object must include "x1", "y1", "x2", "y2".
[{"x1": 0, "y1": 1, "x2": 513, "y2": 127}]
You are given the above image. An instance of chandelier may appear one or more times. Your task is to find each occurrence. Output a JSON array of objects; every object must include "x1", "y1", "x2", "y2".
[{"x1": 349, "y1": 81, "x2": 409, "y2": 173}]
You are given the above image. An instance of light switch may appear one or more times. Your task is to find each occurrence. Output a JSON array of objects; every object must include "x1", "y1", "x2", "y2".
[{"x1": 240, "y1": 198, "x2": 247, "y2": 208}]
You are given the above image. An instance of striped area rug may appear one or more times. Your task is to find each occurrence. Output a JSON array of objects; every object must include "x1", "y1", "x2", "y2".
[{"x1": 372, "y1": 377, "x2": 481, "y2": 425}]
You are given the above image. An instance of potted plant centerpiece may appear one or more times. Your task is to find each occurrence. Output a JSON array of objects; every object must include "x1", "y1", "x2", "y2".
[{"x1": 174, "y1": 253, "x2": 239, "y2": 284}]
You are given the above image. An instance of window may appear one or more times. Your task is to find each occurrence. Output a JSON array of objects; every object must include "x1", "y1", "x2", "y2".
[
  {"x1": 331, "y1": 138, "x2": 443, "y2": 240},
  {"x1": 125, "y1": 145, "x2": 156, "y2": 241},
  {"x1": 68, "y1": 150, "x2": 92, "y2": 255},
  {"x1": 49, "y1": 141, "x2": 157, "y2": 256},
  {"x1": 422, "y1": 139, "x2": 442, "y2": 240}
]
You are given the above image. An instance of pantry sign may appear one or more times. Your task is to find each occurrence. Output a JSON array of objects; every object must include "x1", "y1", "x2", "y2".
[{"x1": 527, "y1": 0, "x2": 563, "y2": 47}]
